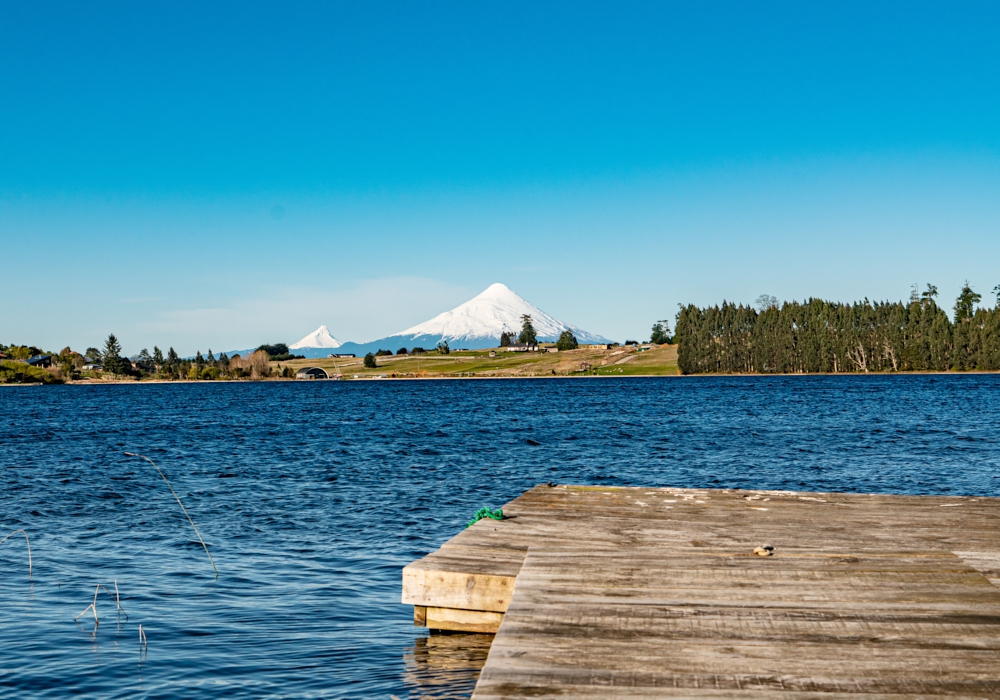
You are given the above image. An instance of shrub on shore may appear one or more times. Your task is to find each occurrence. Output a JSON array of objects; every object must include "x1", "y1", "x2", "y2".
[
  {"x1": 0, "y1": 360, "x2": 62, "y2": 384},
  {"x1": 650, "y1": 320, "x2": 671, "y2": 345},
  {"x1": 556, "y1": 331, "x2": 579, "y2": 351},
  {"x1": 228, "y1": 350, "x2": 271, "y2": 379},
  {"x1": 256, "y1": 343, "x2": 303, "y2": 361}
]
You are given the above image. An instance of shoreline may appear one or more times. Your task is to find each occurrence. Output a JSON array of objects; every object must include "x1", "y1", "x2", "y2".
[{"x1": 5, "y1": 369, "x2": 1000, "y2": 387}]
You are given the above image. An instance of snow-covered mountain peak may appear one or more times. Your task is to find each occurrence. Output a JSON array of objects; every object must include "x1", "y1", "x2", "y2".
[
  {"x1": 394, "y1": 283, "x2": 605, "y2": 344},
  {"x1": 290, "y1": 325, "x2": 342, "y2": 349},
  {"x1": 475, "y1": 282, "x2": 519, "y2": 300}
]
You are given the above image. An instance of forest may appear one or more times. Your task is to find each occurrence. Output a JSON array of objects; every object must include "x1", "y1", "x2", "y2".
[{"x1": 675, "y1": 283, "x2": 1000, "y2": 374}]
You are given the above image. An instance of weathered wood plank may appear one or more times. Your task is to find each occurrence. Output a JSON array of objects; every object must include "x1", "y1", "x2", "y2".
[
  {"x1": 402, "y1": 565, "x2": 517, "y2": 613},
  {"x1": 425, "y1": 606, "x2": 504, "y2": 634},
  {"x1": 475, "y1": 552, "x2": 1000, "y2": 696},
  {"x1": 403, "y1": 485, "x2": 1000, "y2": 696}
]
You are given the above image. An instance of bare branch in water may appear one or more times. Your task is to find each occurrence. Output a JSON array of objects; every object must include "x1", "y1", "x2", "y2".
[
  {"x1": 74, "y1": 583, "x2": 129, "y2": 624},
  {"x1": 124, "y1": 452, "x2": 218, "y2": 579},
  {"x1": 96, "y1": 583, "x2": 127, "y2": 619},
  {"x1": 138, "y1": 624, "x2": 148, "y2": 660},
  {"x1": 74, "y1": 586, "x2": 101, "y2": 625},
  {"x1": 74, "y1": 603, "x2": 97, "y2": 625},
  {"x1": 113, "y1": 580, "x2": 128, "y2": 619},
  {"x1": 0, "y1": 529, "x2": 32, "y2": 578}
]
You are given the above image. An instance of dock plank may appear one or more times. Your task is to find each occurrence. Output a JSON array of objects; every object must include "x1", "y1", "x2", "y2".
[{"x1": 404, "y1": 485, "x2": 1000, "y2": 697}]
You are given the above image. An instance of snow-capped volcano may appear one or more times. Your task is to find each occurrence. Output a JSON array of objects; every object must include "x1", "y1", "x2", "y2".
[
  {"x1": 398, "y1": 283, "x2": 589, "y2": 342},
  {"x1": 336, "y1": 283, "x2": 611, "y2": 354},
  {"x1": 290, "y1": 325, "x2": 342, "y2": 350}
]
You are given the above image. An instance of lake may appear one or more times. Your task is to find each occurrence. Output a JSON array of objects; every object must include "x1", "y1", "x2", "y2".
[{"x1": 1, "y1": 376, "x2": 998, "y2": 698}]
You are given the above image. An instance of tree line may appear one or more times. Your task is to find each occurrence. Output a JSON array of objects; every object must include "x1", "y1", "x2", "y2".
[
  {"x1": 115, "y1": 339, "x2": 302, "y2": 380},
  {"x1": 88, "y1": 336, "x2": 288, "y2": 380},
  {"x1": 0, "y1": 335, "x2": 309, "y2": 383},
  {"x1": 675, "y1": 283, "x2": 1000, "y2": 374},
  {"x1": 499, "y1": 314, "x2": 580, "y2": 350}
]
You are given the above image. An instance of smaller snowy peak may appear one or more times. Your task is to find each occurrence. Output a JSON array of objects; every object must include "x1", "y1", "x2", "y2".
[{"x1": 290, "y1": 325, "x2": 342, "y2": 349}]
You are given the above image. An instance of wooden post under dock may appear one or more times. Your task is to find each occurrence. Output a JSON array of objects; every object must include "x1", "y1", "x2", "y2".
[{"x1": 402, "y1": 484, "x2": 1000, "y2": 698}]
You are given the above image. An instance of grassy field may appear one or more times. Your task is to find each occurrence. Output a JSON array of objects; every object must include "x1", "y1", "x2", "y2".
[{"x1": 276, "y1": 344, "x2": 679, "y2": 379}]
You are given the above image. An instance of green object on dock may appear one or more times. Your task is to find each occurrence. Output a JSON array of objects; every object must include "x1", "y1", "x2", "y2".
[{"x1": 466, "y1": 507, "x2": 504, "y2": 528}]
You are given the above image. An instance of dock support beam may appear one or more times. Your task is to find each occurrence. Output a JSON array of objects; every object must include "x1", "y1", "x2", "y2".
[{"x1": 414, "y1": 606, "x2": 503, "y2": 634}]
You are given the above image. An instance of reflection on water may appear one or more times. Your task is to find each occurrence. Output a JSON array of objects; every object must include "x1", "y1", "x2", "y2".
[{"x1": 402, "y1": 632, "x2": 494, "y2": 699}]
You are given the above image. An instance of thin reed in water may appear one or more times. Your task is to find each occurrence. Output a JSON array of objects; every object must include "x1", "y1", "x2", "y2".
[
  {"x1": 113, "y1": 579, "x2": 128, "y2": 619},
  {"x1": 124, "y1": 451, "x2": 219, "y2": 579},
  {"x1": 0, "y1": 529, "x2": 32, "y2": 578},
  {"x1": 74, "y1": 585, "x2": 100, "y2": 625},
  {"x1": 74, "y1": 583, "x2": 129, "y2": 625}
]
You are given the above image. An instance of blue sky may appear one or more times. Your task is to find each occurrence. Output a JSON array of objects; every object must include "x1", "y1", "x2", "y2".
[{"x1": 3, "y1": 1, "x2": 999, "y2": 354}]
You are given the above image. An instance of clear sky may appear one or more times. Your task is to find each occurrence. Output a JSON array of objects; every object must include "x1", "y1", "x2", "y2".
[{"x1": 3, "y1": 1, "x2": 999, "y2": 355}]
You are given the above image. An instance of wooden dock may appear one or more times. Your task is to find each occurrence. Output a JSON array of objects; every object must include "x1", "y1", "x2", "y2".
[{"x1": 402, "y1": 484, "x2": 1000, "y2": 698}]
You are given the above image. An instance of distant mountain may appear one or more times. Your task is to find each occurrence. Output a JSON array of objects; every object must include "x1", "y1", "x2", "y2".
[
  {"x1": 291, "y1": 325, "x2": 342, "y2": 350},
  {"x1": 336, "y1": 283, "x2": 612, "y2": 355},
  {"x1": 286, "y1": 325, "x2": 344, "y2": 357},
  {"x1": 221, "y1": 325, "x2": 343, "y2": 359}
]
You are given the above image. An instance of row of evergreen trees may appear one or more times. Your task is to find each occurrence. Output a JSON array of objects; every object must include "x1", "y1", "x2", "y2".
[
  {"x1": 675, "y1": 283, "x2": 1000, "y2": 374},
  {"x1": 88, "y1": 335, "x2": 285, "y2": 380}
]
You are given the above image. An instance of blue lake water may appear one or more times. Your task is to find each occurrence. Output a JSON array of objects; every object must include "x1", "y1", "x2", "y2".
[{"x1": 1, "y1": 376, "x2": 999, "y2": 698}]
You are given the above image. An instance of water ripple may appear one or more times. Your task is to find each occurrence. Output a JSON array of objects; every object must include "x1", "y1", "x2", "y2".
[{"x1": 0, "y1": 376, "x2": 998, "y2": 697}]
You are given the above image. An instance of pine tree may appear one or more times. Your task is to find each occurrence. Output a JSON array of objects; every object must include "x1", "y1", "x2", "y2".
[
  {"x1": 954, "y1": 281, "x2": 981, "y2": 323},
  {"x1": 363, "y1": 352, "x2": 377, "y2": 368},
  {"x1": 499, "y1": 331, "x2": 513, "y2": 347},
  {"x1": 982, "y1": 307, "x2": 1000, "y2": 369},
  {"x1": 153, "y1": 346, "x2": 164, "y2": 367},
  {"x1": 927, "y1": 306, "x2": 952, "y2": 370},
  {"x1": 207, "y1": 349, "x2": 216, "y2": 364},
  {"x1": 518, "y1": 314, "x2": 537, "y2": 345},
  {"x1": 102, "y1": 334, "x2": 126, "y2": 376}
]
